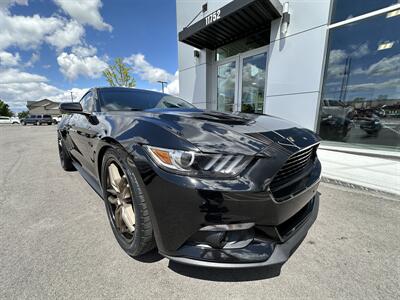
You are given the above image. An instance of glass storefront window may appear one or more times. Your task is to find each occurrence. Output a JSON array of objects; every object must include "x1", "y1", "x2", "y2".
[
  {"x1": 241, "y1": 53, "x2": 267, "y2": 114},
  {"x1": 331, "y1": 0, "x2": 399, "y2": 24},
  {"x1": 216, "y1": 29, "x2": 269, "y2": 61},
  {"x1": 319, "y1": 10, "x2": 400, "y2": 149}
]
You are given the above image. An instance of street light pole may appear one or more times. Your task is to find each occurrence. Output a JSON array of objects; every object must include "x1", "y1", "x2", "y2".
[
  {"x1": 157, "y1": 81, "x2": 167, "y2": 93},
  {"x1": 70, "y1": 91, "x2": 74, "y2": 102}
]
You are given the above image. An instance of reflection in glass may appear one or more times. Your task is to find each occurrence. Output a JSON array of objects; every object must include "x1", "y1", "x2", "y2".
[
  {"x1": 331, "y1": 0, "x2": 399, "y2": 24},
  {"x1": 241, "y1": 53, "x2": 267, "y2": 114},
  {"x1": 217, "y1": 61, "x2": 236, "y2": 112},
  {"x1": 319, "y1": 10, "x2": 400, "y2": 149}
]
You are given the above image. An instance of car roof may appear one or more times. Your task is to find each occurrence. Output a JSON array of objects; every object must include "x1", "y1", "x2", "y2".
[{"x1": 96, "y1": 87, "x2": 168, "y2": 96}]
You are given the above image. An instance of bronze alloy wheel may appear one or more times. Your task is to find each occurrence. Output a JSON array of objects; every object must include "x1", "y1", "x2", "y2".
[
  {"x1": 106, "y1": 162, "x2": 136, "y2": 240},
  {"x1": 101, "y1": 148, "x2": 155, "y2": 257}
]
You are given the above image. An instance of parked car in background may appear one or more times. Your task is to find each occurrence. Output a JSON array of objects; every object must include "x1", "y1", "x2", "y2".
[
  {"x1": 21, "y1": 115, "x2": 53, "y2": 125},
  {"x1": 58, "y1": 87, "x2": 321, "y2": 272},
  {"x1": 0, "y1": 116, "x2": 20, "y2": 124},
  {"x1": 52, "y1": 115, "x2": 62, "y2": 124}
]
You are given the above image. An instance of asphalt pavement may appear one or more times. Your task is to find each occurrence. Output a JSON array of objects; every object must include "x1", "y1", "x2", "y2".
[{"x1": 0, "y1": 125, "x2": 399, "y2": 299}]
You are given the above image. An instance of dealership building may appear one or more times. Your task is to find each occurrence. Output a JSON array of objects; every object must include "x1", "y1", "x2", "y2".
[{"x1": 176, "y1": 0, "x2": 400, "y2": 153}]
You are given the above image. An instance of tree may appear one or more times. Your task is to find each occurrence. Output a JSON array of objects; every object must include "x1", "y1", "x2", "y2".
[
  {"x1": 102, "y1": 58, "x2": 136, "y2": 88},
  {"x1": 0, "y1": 100, "x2": 13, "y2": 117},
  {"x1": 18, "y1": 110, "x2": 29, "y2": 119}
]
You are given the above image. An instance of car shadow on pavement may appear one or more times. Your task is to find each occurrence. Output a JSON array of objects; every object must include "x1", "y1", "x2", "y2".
[
  {"x1": 134, "y1": 249, "x2": 164, "y2": 263},
  {"x1": 168, "y1": 262, "x2": 281, "y2": 282}
]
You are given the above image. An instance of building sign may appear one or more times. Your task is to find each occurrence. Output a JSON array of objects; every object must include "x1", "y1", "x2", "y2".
[{"x1": 205, "y1": 9, "x2": 221, "y2": 26}]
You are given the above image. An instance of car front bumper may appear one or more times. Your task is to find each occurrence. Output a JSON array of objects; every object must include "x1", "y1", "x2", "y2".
[
  {"x1": 127, "y1": 143, "x2": 321, "y2": 269},
  {"x1": 164, "y1": 193, "x2": 319, "y2": 268}
]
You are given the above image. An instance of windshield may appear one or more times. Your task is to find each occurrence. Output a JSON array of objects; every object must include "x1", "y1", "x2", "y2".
[{"x1": 98, "y1": 89, "x2": 195, "y2": 112}]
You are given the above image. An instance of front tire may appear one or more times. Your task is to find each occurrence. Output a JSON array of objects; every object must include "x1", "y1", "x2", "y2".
[{"x1": 101, "y1": 148, "x2": 155, "y2": 257}]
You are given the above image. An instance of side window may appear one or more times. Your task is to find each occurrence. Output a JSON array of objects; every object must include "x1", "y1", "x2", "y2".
[{"x1": 80, "y1": 91, "x2": 94, "y2": 113}]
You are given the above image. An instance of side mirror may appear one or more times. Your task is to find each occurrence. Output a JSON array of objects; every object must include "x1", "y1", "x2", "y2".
[{"x1": 59, "y1": 102, "x2": 83, "y2": 114}]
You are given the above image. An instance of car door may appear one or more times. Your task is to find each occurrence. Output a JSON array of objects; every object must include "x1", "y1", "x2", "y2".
[{"x1": 68, "y1": 91, "x2": 99, "y2": 176}]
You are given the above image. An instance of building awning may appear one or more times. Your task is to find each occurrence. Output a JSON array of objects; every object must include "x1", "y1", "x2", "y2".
[{"x1": 179, "y1": 0, "x2": 282, "y2": 50}]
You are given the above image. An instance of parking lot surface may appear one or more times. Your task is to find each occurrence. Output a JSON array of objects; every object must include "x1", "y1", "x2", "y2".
[{"x1": 1, "y1": 125, "x2": 399, "y2": 299}]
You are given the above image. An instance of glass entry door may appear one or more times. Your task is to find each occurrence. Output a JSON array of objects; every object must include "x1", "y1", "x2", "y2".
[
  {"x1": 216, "y1": 47, "x2": 267, "y2": 114},
  {"x1": 217, "y1": 60, "x2": 237, "y2": 112},
  {"x1": 239, "y1": 52, "x2": 267, "y2": 113}
]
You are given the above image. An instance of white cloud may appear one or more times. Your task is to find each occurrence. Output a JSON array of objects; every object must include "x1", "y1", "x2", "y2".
[
  {"x1": 71, "y1": 45, "x2": 97, "y2": 57},
  {"x1": 25, "y1": 52, "x2": 39, "y2": 67},
  {"x1": 0, "y1": 68, "x2": 47, "y2": 83},
  {"x1": 164, "y1": 71, "x2": 179, "y2": 95},
  {"x1": 57, "y1": 51, "x2": 108, "y2": 80},
  {"x1": 0, "y1": 51, "x2": 20, "y2": 66},
  {"x1": 347, "y1": 78, "x2": 400, "y2": 92},
  {"x1": 46, "y1": 20, "x2": 84, "y2": 51},
  {"x1": 50, "y1": 87, "x2": 89, "y2": 102},
  {"x1": 353, "y1": 54, "x2": 400, "y2": 77},
  {"x1": 123, "y1": 53, "x2": 179, "y2": 95},
  {"x1": 0, "y1": 10, "x2": 63, "y2": 50},
  {"x1": 54, "y1": 0, "x2": 112, "y2": 31},
  {"x1": 327, "y1": 44, "x2": 371, "y2": 78},
  {"x1": 0, "y1": 68, "x2": 90, "y2": 111},
  {"x1": 329, "y1": 49, "x2": 347, "y2": 65},
  {"x1": 0, "y1": 68, "x2": 63, "y2": 111},
  {"x1": 124, "y1": 53, "x2": 175, "y2": 83},
  {"x1": 351, "y1": 42, "x2": 370, "y2": 58}
]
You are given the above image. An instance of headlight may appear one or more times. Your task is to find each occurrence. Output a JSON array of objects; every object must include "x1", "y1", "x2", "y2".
[{"x1": 144, "y1": 146, "x2": 252, "y2": 177}]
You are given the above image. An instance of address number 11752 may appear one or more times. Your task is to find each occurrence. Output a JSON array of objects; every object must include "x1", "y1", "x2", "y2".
[{"x1": 205, "y1": 10, "x2": 221, "y2": 25}]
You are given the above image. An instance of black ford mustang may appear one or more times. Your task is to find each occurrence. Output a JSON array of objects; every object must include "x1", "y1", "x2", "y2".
[{"x1": 58, "y1": 87, "x2": 321, "y2": 271}]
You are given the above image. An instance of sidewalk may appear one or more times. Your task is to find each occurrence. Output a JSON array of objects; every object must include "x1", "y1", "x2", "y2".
[{"x1": 318, "y1": 149, "x2": 400, "y2": 196}]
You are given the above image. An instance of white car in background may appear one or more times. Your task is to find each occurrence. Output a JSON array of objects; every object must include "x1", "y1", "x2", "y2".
[
  {"x1": 0, "y1": 116, "x2": 20, "y2": 124},
  {"x1": 52, "y1": 115, "x2": 62, "y2": 124}
]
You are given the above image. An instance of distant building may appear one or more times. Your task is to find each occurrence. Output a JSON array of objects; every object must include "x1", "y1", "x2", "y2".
[{"x1": 27, "y1": 99, "x2": 61, "y2": 116}]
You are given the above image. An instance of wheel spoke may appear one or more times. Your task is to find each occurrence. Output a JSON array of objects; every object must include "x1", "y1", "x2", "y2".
[
  {"x1": 107, "y1": 188, "x2": 117, "y2": 196},
  {"x1": 121, "y1": 203, "x2": 135, "y2": 233},
  {"x1": 107, "y1": 195, "x2": 118, "y2": 204},
  {"x1": 108, "y1": 163, "x2": 122, "y2": 193}
]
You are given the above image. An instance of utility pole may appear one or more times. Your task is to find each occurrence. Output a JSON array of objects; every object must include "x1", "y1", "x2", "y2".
[{"x1": 157, "y1": 81, "x2": 167, "y2": 93}]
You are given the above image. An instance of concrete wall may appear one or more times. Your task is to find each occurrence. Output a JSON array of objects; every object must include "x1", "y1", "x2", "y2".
[{"x1": 176, "y1": 0, "x2": 332, "y2": 130}]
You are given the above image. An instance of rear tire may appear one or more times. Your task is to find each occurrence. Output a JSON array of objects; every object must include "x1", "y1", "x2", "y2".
[
  {"x1": 101, "y1": 148, "x2": 155, "y2": 257},
  {"x1": 22, "y1": 121, "x2": 26, "y2": 126},
  {"x1": 58, "y1": 135, "x2": 76, "y2": 171}
]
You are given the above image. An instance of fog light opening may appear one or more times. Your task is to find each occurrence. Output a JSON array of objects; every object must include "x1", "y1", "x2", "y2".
[{"x1": 189, "y1": 225, "x2": 256, "y2": 250}]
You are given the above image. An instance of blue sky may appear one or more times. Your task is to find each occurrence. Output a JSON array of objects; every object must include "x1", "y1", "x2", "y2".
[{"x1": 0, "y1": 0, "x2": 179, "y2": 111}]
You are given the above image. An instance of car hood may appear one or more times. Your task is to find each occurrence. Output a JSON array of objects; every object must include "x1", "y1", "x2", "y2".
[{"x1": 106, "y1": 109, "x2": 320, "y2": 156}]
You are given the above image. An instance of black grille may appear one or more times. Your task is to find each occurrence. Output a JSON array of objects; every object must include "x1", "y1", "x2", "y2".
[{"x1": 270, "y1": 145, "x2": 317, "y2": 191}]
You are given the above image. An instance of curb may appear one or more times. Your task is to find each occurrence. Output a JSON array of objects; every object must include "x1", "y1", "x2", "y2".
[{"x1": 321, "y1": 176, "x2": 399, "y2": 199}]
